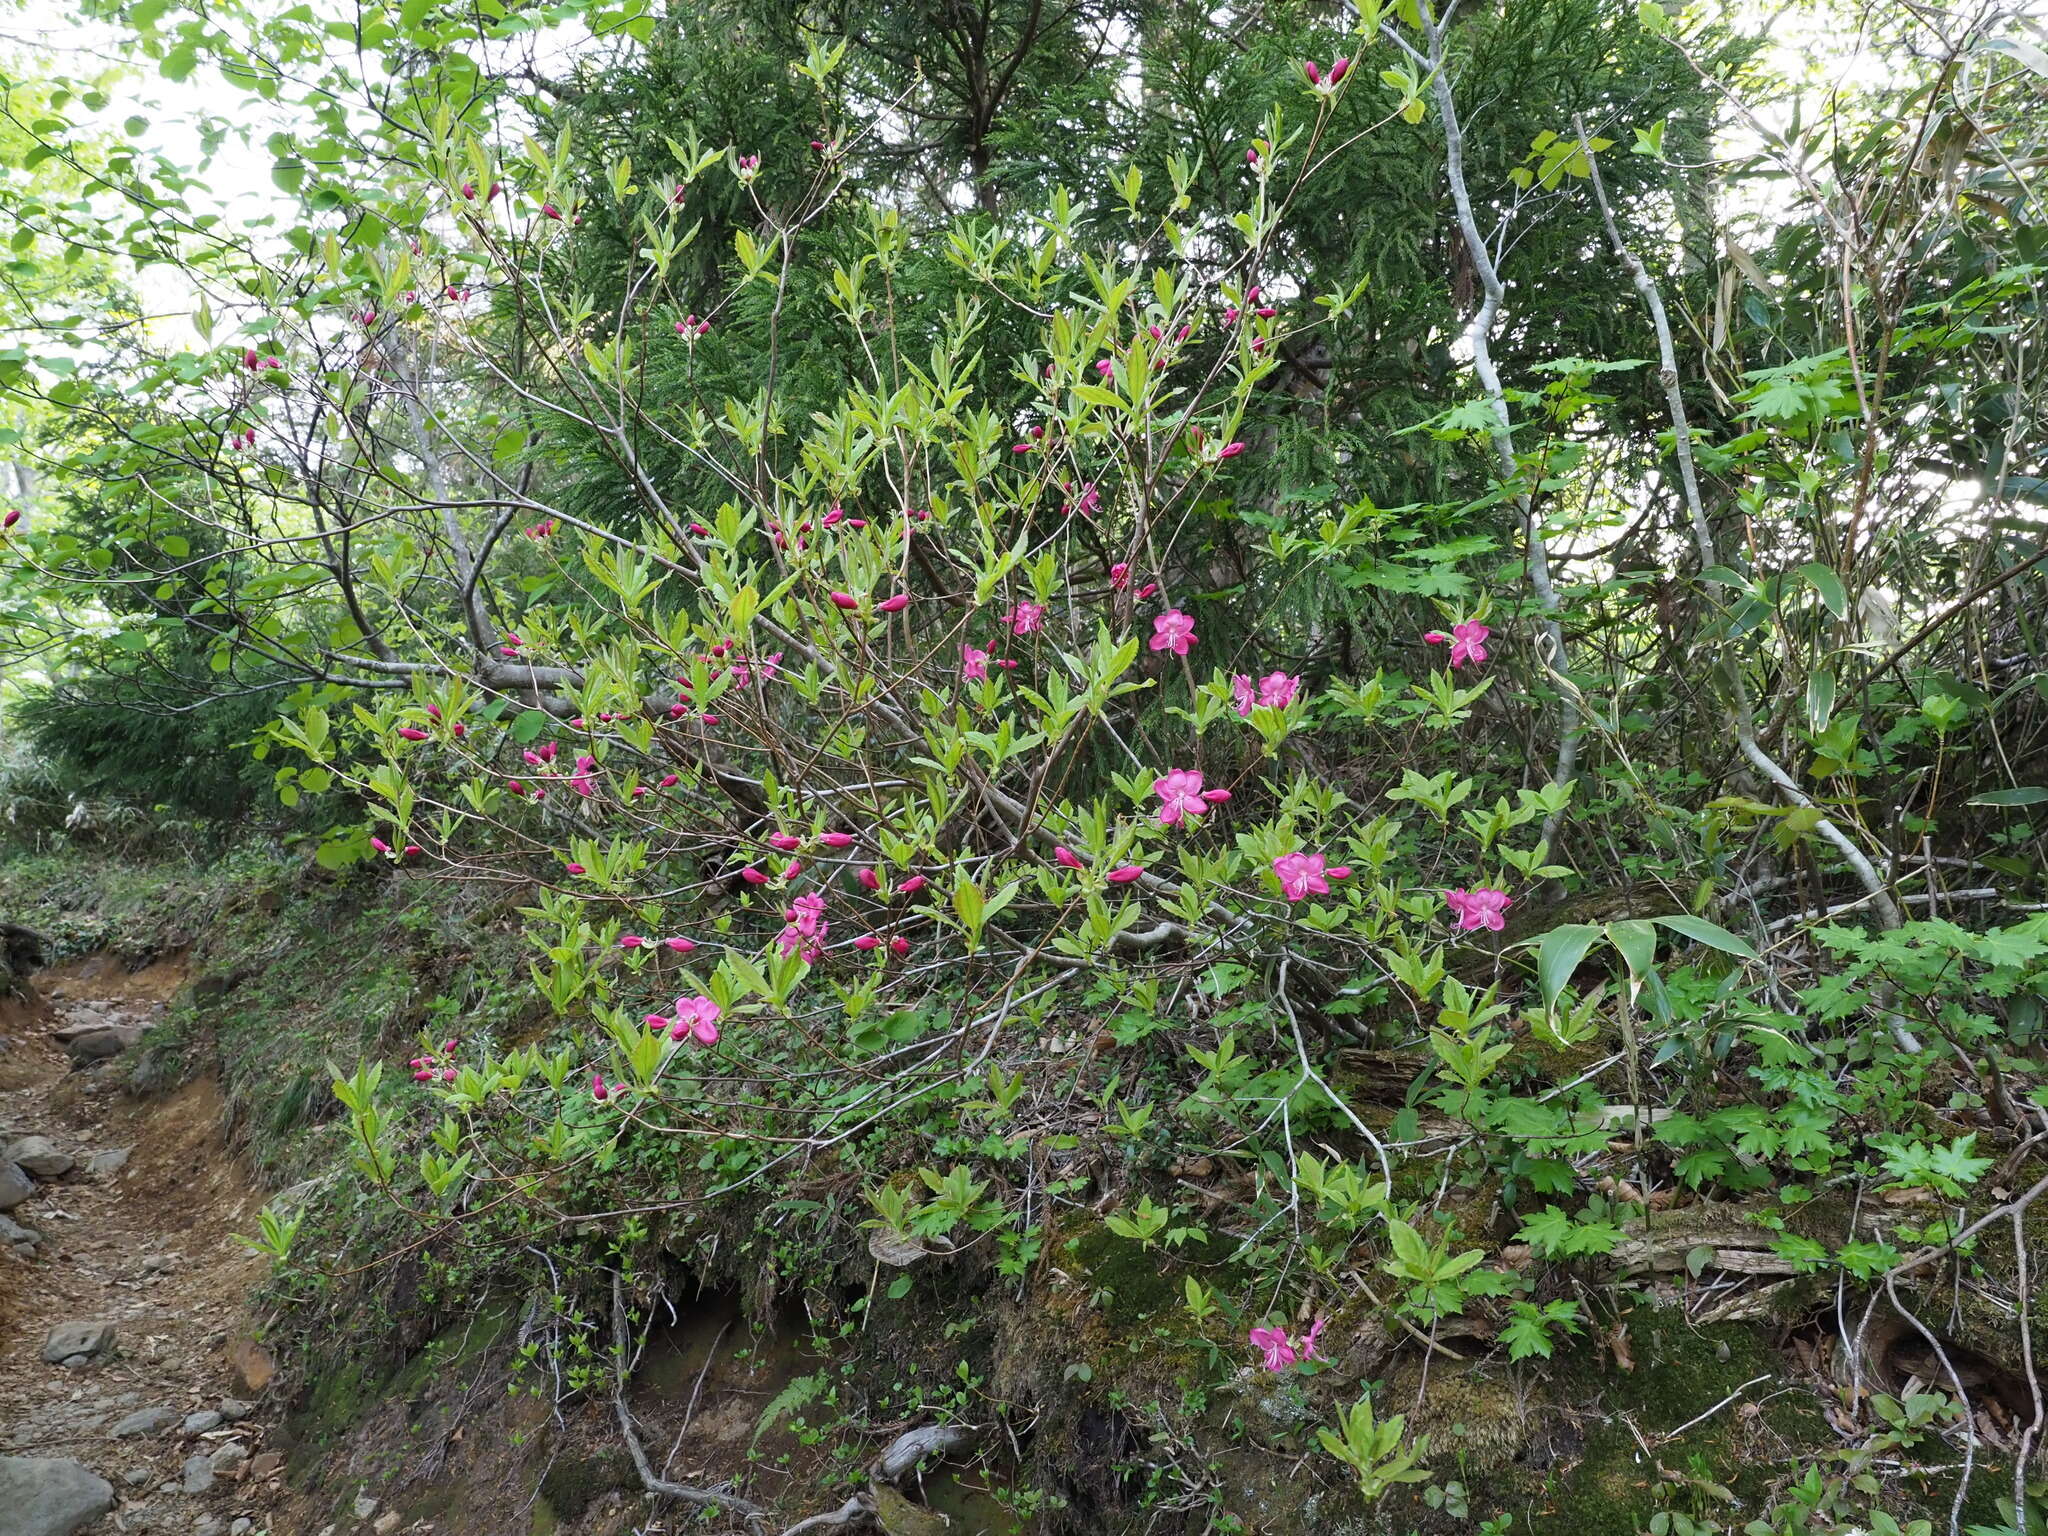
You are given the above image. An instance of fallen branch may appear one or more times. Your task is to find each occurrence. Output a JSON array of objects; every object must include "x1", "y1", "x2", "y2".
[
  {"x1": 609, "y1": 1276, "x2": 768, "y2": 1524},
  {"x1": 777, "y1": 1494, "x2": 874, "y2": 1536}
]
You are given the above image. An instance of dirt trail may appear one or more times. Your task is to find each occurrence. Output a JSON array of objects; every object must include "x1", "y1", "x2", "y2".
[{"x1": 1, "y1": 955, "x2": 284, "y2": 1536}]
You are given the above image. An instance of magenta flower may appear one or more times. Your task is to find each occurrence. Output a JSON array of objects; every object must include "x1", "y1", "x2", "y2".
[
  {"x1": 370, "y1": 837, "x2": 391, "y2": 855},
  {"x1": 853, "y1": 934, "x2": 880, "y2": 951},
  {"x1": 1153, "y1": 769, "x2": 1213, "y2": 827},
  {"x1": 1258, "y1": 671, "x2": 1301, "y2": 709},
  {"x1": 618, "y1": 935, "x2": 645, "y2": 949},
  {"x1": 1110, "y1": 563, "x2": 1130, "y2": 591},
  {"x1": 962, "y1": 646, "x2": 990, "y2": 683},
  {"x1": 857, "y1": 867, "x2": 882, "y2": 892},
  {"x1": 1249, "y1": 1318, "x2": 1327, "y2": 1372},
  {"x1": 1007, "y1": 601, "x2": 1045, "y2": 636},
  {"x1": 563, "y1": 862, "x2": 585, "y2": 875},
  {"x1": 397, "y1": 726, "x2": 428, "y2": 742},
  {"x1": 1424, "y1": 621, "x2": 1491, "y2": 669},
  {"x1": 663, "y1": 937, "x2": 696, "y2": 953},
  {"x1": 1105, "y1": 865, "x2": 1144, "y2": 884},
  {"x1": 767, "y1": 833, "x2": 802, "y2": 851},
  {"x1": 669, "y1": 995, "x2": 722, "y2": 1045},
  {"x1": 1232, "y1": 674, "x2": 1259, "y2": 717},
  {"x1": 878, "y1": 593, "x2": 911, "y2": 613},
  {"x1": 786, "y1": 892, "x2": 827, "y2": 938},
  {"x1": 829, "y1": 591, "x2": 860, "y2": 611},
  {"x1": 1444, "y1": 887, "x2": 1512, "y2": 932},
  {"x1": 1150, "y1": 610, "x2": 1197, "y2": 656},
  {"x1": 1054, "y1": 845, "x2": 1085, "y2": 870},
  {"x1": 897, "y1": 875, "x2": 928, "y2": 895},
  {"x1": 590, "y1": 1073, "x2": 611, "y2": 1102},
  {"x1": 1274, "y1": 851, "x2": 1351, "y2": 902},
  {"x1": 890, "y1": 936, "x2": 910, "y2": 957}
]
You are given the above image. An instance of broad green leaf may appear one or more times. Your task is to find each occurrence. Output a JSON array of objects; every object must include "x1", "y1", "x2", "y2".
[{"x1": 1650, "y1": 913, "x2": 1758, "y2": 960}]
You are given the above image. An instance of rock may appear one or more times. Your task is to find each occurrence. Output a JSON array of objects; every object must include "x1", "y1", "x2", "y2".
[
  {"x1": 140, "y1": 1254, "x2": 174, "y2": 1273},
  {"x1": 206, "y1": 1443, "x2": 246, "y2": 1475},
  {"x1": 247, "y1": 1452, "x2": 282, "y2": 1480},
  {"x1": 4, "y1": 1137, "x2": 73, "y2": 1179},
  {"x1": 192, "y1": 1518, "x2": 223, "y2": 1536},
  {"x1": 112, "y1": 1405, "x2": 181, "y2": 1438},
  {"x1": 0, "y1": 1212, "x2": 40, "y2": 1250},
  {"x1": 0, "y1": 1161, "x2": 32, "y2": 1210},
  {"x1": 124, "y1": 1467, "x2": 151, "y2": 1487},
  {"x1": 230, "y1": 1521, "x2": 253, "y2": 1536},
  {"x1": 226, "y1": 1339, "x2": 273, "y2": 1395},
  {"x1": 181, "y1": 1411, "x2": 222, "y2": 1436},
  {"x1": 180, "y1": 1454, "x2": 214, "y2": 1495},
  {"x1": 216, "y1": 1398, "x2": 253, "y2": 1423},
  {"x1": 372, "y1": 1514, "x2": 400, "y2": 1536},
  {"x1": 85, "y1": 1147, "x2": 132, "y2": 1178},
  {"x1": 352, "y1": 1494, "x2": 378, "y2": 1519},
  {"x1": 49, "y1": 1007, "x2": 113, "y2": 1043},
  {"x1": 0, "y1": 1455, "x2": 117, "y2": 1536},
  {"x1": 40, "y1": 1322, "x2": 116, "y2": 1363},
  {"x1": 64, "y1": 1026, "x2": 141, "y2": 1065},
  {"x1": 57, "y1": 1356, "x2": 92, "y2": 1371}
]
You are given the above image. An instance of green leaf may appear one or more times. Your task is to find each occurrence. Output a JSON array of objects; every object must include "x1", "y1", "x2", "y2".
[
  {"x1": 1530, "y1": 923, "x2": 1601, "y2": 1007},
  {"x1": 1650, "y1": 914, "x2": 1758, "y2": 961},
  {"x1": 511, "y1": 709, "x2": 550, "y2": 743},
  {"x1": 1968, "y1": 787, "x2": 2048, "y2": 807},
  {"x1": 1605, "y1": 918, "x2": 1657, "y2": 977},
  {"x1": 1800, "y1": 562, "x2": 1848, "y2": 620}
]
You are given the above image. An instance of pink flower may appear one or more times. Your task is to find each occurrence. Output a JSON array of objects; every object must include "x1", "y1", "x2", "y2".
[
  {"x1": 890, "y1": 936, "x2": 910, "y2": 957},
  {"x1": 740, "y1": 865, "x2": 769, "y2": 884},
  {"x1": 1328, "y1": 58, "x2": 1350, "y2": 84},
  {"x1": 1150, "y1": 610, "x2": 1196, "y2": 656},
  {"x1": 853, "y1": 934, "x2": 879, "y2": 951},
  {"x1": 1274, "y1": 851, "x2": 1350, "y2": 903},
  {"x1": 786, "y1": 892, "x2": 827, "y2": 938},
  {"x1": 1216, "y1": 441, "x2": 1246, "y2": 460},
  {"x1": 370, "y1": 837, "x2": 391, "y2": 855},
  {"x1": 1302, "y1": 59, "x2": 1322, "y2": 86},
  {"x1": 1105, "y1": 865, "x2": 1144, "y2": 883},
  {"x1": 829, "y1": 591, "x2": 860, "y2": 611},
  {"x1": 1249, "y1": 1325, "x2": 1296, "y2": 1372},
  {"x1": 962, "y1": 646, "x2": 990, "y2": 683},
  {"x1": 768, "y1": 833, "x2": 802, "y2": 851},
  {"x1": 1424, "y1": 621, "x2": 1491, "y2": 669},
  {"x1": 1007, "y1": 601, "x2": 1045, "y2": 636},
  {"x1": 659, "y1": 774, "x2": 680, "y2": 788},
  {"x1": 820, "y1": 832, "x2": 855, "y2": 849},
  {"x1": 591, "y1": 1073, "x2": 611, "y2": 1102},
  {"x1": 619, "y1": 935, "x2": 645, "y2": 949},
  {"x1": 878, "y1": 593, "x2": 911, "y2": 613},
  {"x1": 1109, "y1": 563, "x2": 1130, "y2": 591},
  {"x1": 669, "y1": 995, "x2": 722, "y2": 1045},
  {"x1": 397, "y1": 726, "x2": 428, "y2": 742},
  {"x1": 1232, "y1": 674, "x2": 1258, "y2": 717},
  {"x1": 857, "y1": 867, "x2": 882, "y2": 892},
  {"x1": 1153, "y1": 769, "x2": 1212, "y2": 827},
  {"x1": 564, "y1": 862, "x2": 585, "y2": 876},
  {"x1": 541, "y1": 202, "x2": 562, "y2": 220},
  {"x1": 1444, "y1": 887, "x2": 1512, "y2": 932},
  {"x1": 897, "y1": 875, "x2": 928, "y2": 896},
  {"x1": 1258, "y1": 672, "x2": 1301, "y2": 709},
  {"x1": 664, "y1": 937, "x2": 696, "y2": 953},
  {"x1": 1054, "y1": 846, "x2": 1085, "y2": 870}
]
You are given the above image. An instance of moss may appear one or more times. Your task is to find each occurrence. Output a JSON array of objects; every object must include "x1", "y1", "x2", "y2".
[{"x1": 537, "y1": 1452, "x2": 636, "y2": 1520}]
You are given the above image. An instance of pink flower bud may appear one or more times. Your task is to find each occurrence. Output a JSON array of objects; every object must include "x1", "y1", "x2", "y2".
[
  {"x1": 820, "y1": 832, "x2": 854, "y2": 849},
  {"x1": 370, "y1": 837, "x2": 391, "y2": 854},
  {"x1": 564, "y1": 862, "x2": 585, "y2": 875},
  {"x1": 782, "y1": 860, "x2": 802, "y2": 878},
  {"x1": 660, "y1": 774, "x2": 680, "y2": 787},
  {"x1": 897, "y1": 875, "x2": 928, "y2": 896},
  {"x1": 1218, "y1": 442, "x2": 1246, "y2": 460},
  {"x1": 645, "y1": 1013, "x2": 671, "y2": 1028},
  {"x1": 857, "y1": 868, "x2": 881, "y2": 891},
  {"x1": 664, "y1": 937, "x2": 695, "y2": 952},
  {"x1": 740, "y1": 866, "x2": 768, "y2": 884},
  {"x1": 877, "y1": 593, "x2": 911, "y2": 613},
  {"x1": 403, "y1": 844, "x2": 422, "y2": 858},
  {"x1": 3, "y1": 510, "x2": 19, "y2": 529},
  {"x1": 890, "y1": 937, "x2": 910, "y2": 957},
  {"x1": 853, "y1": 934, "x2": 880, "y2": 951},
  {"x1": 542, "y1": 203, "x2": 562, "y2": 220},
  {"x1": 1202, "y1": 789, "x2": 1231, "y2": 804},
  {"x1": 397, "y1": 726, "x2": 428, "y2": 741},
  {"x1": 768, "y1": 833, "x2": 802, "y2": 851},
  {"x1": 1054, "y1": 846, "x2": 1085, "y2": 870},
  {"x1": 1302, "y1": 59, "x2": 1320, "y2": 84},
  {"x1": 829, "y1": 591, "x2": 860, "y2": 610},
  {"x1": 1105, "y1": 865, "x2": 1144, "y2": 883},
  {"x1": 619, "y1": 935, "x2": 645, "y2": 949},
  {"x1": 1329, "y1": 57, "x2": 1350, "y2": 83}
]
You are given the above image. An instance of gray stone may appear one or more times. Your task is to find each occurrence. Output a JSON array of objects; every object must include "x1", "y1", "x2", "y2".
[
  {"x1": 215, "y1": 1398, "x2": 253, "y2": 1423},
  {"x1": 230, "y1": 1520, "x2": 252, "y2": 1536},
  {"x1": 85, "y1": 1147, "x2": 132, "y2": 1178},
  {"x1": 181, "y1": 1411, "x2": 222, "y2": 1435},
  {"x1": 0, "y1": 1212, "x2": 39, "y2": 1248},
  {"x1": 64, "y1": 1026, "x2": 142, "y2": 1065},
  {"x1": 57, "y1": 1355, "x2": 92, "y2": 1371},
  {"x1": 206, "y1": 1443, "x2": 246, "y2": 1474},
  {"x1": 4, "y1": 1137, "x2": 72, "y2": 1179},
  {"x1": 0, "y1": 1455, "x2": 117, "y2": 1536},
  {"x1": 192, "y1": 1519, "x2": 223, "y2": 1536},
  {"x1": 124, "y1": 1467, "x2": 152, "y2": 1487},
  {"x1": 0, "y1": 1161, "x2": 31, "y2": 1210},
  {"x1": 352, "y1": 1494, "x2": 379, "y2": 1519},
  {"x1": 180, "y1": 1454, "x2": 213, "y2": 1494},
  {"x1": 40, "y1": 1322, "x2": 116, "y2": 1363},
  {"x1": 112, "y1": 1405, "x2": 180, "y2": 1438}
]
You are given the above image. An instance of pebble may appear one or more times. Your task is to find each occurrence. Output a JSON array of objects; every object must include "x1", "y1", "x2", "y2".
[
  {"x1": 125, "y1": 1468, "x2": 152, "y2": 1487},
  {"x1": 352, "y1": 1494, "x2": 379, "y2": 1519},
  {"x1": 207, "y1": 1443, "x2": 247, "y2": 1475},
  {"x1": 3, "y1": 1136, "x2": 73, "y2": 1179},
  {"x1": 180, "y1": 1454, "x2": 214, "y2": 1495},
  {"x1": 217, "y1": 1398, "x2": 254, "y2": 1423},
  {"x1": 40, "y1": 1321, "x2": 117, "y2": 1363},
  {"x1": 373, "y1": 1514, "x2": 401, "y2": 1536},
  {"x1": 112, "y1": 1405, "x2": 181, "y2": 1438},
  {"x1": 230, "y1": 1521, "x2": 253, "y2": 1536},
  {"x1": 182, "y1": 1411, "x2": 223, "y2": 1435}
]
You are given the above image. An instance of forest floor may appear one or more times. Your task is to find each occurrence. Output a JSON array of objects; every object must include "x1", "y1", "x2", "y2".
[{"x1": 0, "y1": 953, "x2": 301, "y2": 1536}]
